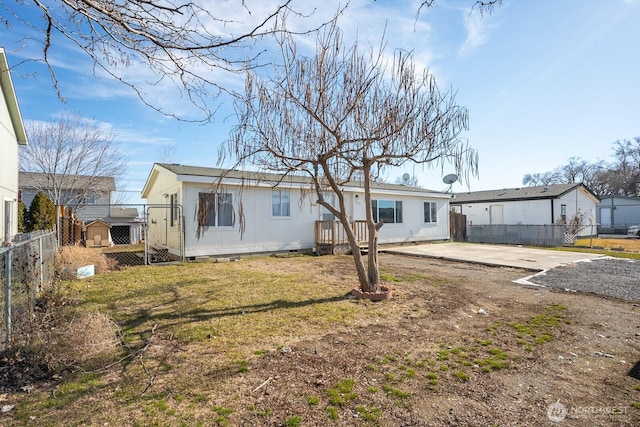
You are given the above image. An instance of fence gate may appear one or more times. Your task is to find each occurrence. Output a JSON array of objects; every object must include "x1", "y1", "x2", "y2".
[
  {"x1": 450, "y1": 212, "x2": 467, "y2": 242},
  {"x1": 144, "y1": 204, "x2": 185, "y2": 264}
]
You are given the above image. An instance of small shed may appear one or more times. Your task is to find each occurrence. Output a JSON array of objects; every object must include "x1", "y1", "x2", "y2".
[
  {"x1": 597, "y1": 196, "x2": 640, "y2": 234},
  {"x1": 85, "y1": 220, "x2": 112, "y2": 247}
]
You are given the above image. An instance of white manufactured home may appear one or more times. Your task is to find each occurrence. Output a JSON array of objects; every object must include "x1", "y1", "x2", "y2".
[
  {"x1": 0, "y1": 48, "x2": 28, "y2": 245},
  {"x1": 141, "y1": 163, "x2": 454, "y2": 258},
  {"x1": 451, "y1": 184, "x2": 599, "y2": 237}
]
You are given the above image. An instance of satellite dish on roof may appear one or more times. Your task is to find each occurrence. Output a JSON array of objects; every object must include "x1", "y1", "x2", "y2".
[
  {"x1": 402, "y1": 173, "x2": 411, "y2": 182},
  {"x1": 443, "y1": 174, "x2": 458, "y2": 185}
]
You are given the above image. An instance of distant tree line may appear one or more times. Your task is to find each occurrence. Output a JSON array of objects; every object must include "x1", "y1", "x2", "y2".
[
  {"x1": 18, "y1": 191, "x2": 56, "y2": 233},
  {"x1": 522, "y1": 138, "x2": 640, "y2": 197}
]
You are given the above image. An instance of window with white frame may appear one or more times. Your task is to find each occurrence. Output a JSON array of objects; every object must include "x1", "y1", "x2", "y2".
[
  {"x1": 424, "y1": 201, "x2": 438, "y2": 223},
  {"x1": 272, "y1": 189, "x2": 291, "y2": 217},
  {"x1": 371, "y1": 199, "x2": 403, "y2": 223},
  {"x1": 198, "y1": 192, "x2": 233, "y2": 227}
]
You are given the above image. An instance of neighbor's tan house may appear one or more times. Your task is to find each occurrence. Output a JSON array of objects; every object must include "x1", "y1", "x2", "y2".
[{"x1": 0, "y1": 47, "x2": 28, "y2": 245}]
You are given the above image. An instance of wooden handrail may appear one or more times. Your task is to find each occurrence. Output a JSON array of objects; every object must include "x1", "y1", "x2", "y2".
[{"x1": 315, "y1": 220, "x2": 368, "y2": 246}]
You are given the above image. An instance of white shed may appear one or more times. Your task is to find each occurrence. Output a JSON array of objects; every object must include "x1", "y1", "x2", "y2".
[
  {"x1": 451, "y1": 184, "x2": 599, "y2": 237},
  {"x1": 141, "y1": 163, "x2": 455, "y2": 258},
  {"x1": 597, "y1": 196, "x2": 640, "y2": 234}
]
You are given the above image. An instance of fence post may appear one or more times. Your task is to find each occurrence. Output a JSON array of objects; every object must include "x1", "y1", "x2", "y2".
[
  {"x1": 39, "y1": 235, "x2": 44, "y2": 292},
  {"x1": 4, "y1": 248, "x2": 11, "y2": 343}
]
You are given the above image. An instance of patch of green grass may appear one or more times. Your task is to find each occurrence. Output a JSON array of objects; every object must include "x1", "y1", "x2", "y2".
[
  {"x1": 327, "y1": 379, "x2": 357, "y2": 406},
  {"x1": 381, "y1": 355, "x2": 397, "y2": 364},
  {"x1": 306, "y1": 395, "x2": 319, "y2": 406},
  {"x1": 356, "y1": 406, "x2": 382, "y2": 422},
  {"x1": 436, "y1": 350, "x2": 449, "y2": 361},
  {"x1": 632, "y1": 402, "x2": 640, "y2": 409},
  {"x1": 235, "y1": 359, "x2": 249, "y2": 373},
  {"x1": 284, "y1": 415, "x2": 302, "y2": 427},
  {"x1": 454, "y1": 371, "x2": 470, "y2": 382},
  {"x1": 382, "y1": 384, "x2": 411, "y2": 399},
  {"x1": 327, "y1": 406, "x2": 339, "y2": 420},
  {"x1": 44, "y1": 373, "x2": 107, "y2": 409},
  {"x1": 380, "y1": 272, "x2": 402, "y2": 282},
  {"x1": 212, "y1": 406, "x2": 234, "y2": 426},
  {"x1": 476, "y1": 339, "x2": 492, "y2": 346},
  {"x1": 367, "y1": 386, "x2": 378, "y2": 394}
]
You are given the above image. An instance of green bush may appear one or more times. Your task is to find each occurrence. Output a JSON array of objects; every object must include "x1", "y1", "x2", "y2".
[
  {"x1": 17, "y1": 199, "x2": 28, "y2": 232},
  {"x1": 28, "y1": 191, "x2": 55, "y2": 231}
]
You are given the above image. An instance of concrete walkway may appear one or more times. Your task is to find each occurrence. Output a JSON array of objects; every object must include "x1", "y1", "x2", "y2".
[{"x1": 382, "y1": 242, "x2": 603, "y2": 271}]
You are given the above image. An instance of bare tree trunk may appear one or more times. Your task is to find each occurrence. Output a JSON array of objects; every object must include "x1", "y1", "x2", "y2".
[
  {"x1": 335, "y1": 212, "x2": 371, "y2": 291},
  {"x1": 362, "y1": 167, "x2": 381, "y2": 293}
]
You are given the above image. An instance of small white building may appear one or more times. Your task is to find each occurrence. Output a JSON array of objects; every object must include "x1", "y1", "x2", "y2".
[
  {"x1": 141, "y1": 163, "x2": 454, "y2": 258},
  {"x1": 597, "y1": 196, "x2": 640, "y2": 234},
  {"x1": 0, "y1": 48, "x2": 28, "y2": 245},
  {"x1": 451, "y1": 184, "x2": 599, "y2": 237}
]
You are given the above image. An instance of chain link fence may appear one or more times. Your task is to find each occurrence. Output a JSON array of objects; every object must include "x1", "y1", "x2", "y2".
[
  {"x1": 0, "y1": 230, "x2": 57, "y2": 348},
  {"x1": 53, "y1": 203, "x2": 183, "y2": 267}
]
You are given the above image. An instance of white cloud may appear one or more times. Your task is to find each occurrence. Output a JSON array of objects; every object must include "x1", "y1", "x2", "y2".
[{"x1": 458, "y1": 8, "x2": 493, "y2": 56}]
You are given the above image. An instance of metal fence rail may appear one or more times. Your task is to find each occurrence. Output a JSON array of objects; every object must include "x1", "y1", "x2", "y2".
[
  {"x1": 467, "y1": 225, "x2": 566, "y2": 247},
  {"x1": 0, "y1": 230, "x2": 57, "y2": 347}
]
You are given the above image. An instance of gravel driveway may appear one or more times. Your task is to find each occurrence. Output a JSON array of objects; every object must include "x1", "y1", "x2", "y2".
[{"x1": 527, "y1": 257, "x2": 640, "y2": 302}]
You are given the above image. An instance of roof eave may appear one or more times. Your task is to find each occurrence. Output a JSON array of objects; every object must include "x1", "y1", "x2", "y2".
[{"x1": 0, "y1": 48, "x2": 28, "y2": 145}]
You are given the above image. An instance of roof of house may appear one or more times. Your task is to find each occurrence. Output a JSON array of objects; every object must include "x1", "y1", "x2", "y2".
[
  {"x1": 597, "y1": 195, "x2": 640, "y2": 203},
  {"x1": 0, "y1": 47, "x2": 28, "y2": 145},
  {"x1": 452, "y1": 183, "x2": 599, "y2": 204},
  {"x1": 110, "y1": 207, "x2": 139, "y2": 218},
  {"x1": 19, "y1": 172, "x2": 116, "y2": 192},
  {"x1": 145, "y1": 162, "x2": 445, "y2": 196}
]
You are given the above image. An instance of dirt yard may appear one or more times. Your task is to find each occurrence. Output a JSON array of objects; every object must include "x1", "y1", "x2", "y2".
[
  {"x1": 3, "y1": 253, "x2": 640, "y2": 426},
  {"x1": 234, "y1": 255, "x2": 640, "y2": 426}
]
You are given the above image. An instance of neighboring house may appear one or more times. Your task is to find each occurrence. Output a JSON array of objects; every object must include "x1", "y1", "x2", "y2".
[
  {"x1": 141, "y1": 163, "x2": 454, "y2": 258},
  {"x1": 597, "y1": 196, "x2": 640, "y2": 234},
  {"x1": 19, "y1": 171, "x2": 115, "y2": 222},
  {"x1": 19, "y1": 172, "x2": 141, "y2": 245},
  {"x1": 451, "y1": 184, "x2": 599, "y2": 237},
  {"x1": 0, "y1": 47, "x2": 28, "y2": 245}
]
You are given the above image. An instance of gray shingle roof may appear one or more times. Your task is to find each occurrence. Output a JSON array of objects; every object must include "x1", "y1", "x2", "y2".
[
  {"x1": 19, "y1": 172, "x2": 116, "y2": 192},
  {"x1": 452, "y1": 184, "x2": 594, "y2": 203},
  {"x1": 155, "y1": 163, "x2": 442, "y2": 194}
]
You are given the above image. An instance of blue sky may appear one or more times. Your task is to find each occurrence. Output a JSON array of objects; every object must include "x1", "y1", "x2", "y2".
[{"x1": 3, "y1": 0, "x2": 640, "y2": 203}]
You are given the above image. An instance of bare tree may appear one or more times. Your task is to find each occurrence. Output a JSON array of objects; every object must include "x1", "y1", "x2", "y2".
[
  {"x1": 523, "y1": 142, "x2": 640, "y2": 197},
  {"x1": 227, "y1": 24, "x2": 477, "y2": 293},
  {"x1": 607, "y1": 139, "x2": 640, "y2": 196},
  {"x1": 2, "y1": 1, "x2": 339, "y2": 121},
  {"x1": 522, "y1": 171, "x2": 562, "y2": 187},
  {"x1": 20, "y1": 112, "x2": 127, "y2": 207}
]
